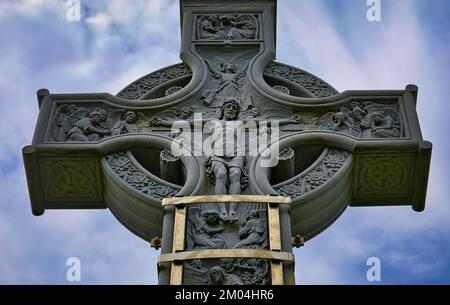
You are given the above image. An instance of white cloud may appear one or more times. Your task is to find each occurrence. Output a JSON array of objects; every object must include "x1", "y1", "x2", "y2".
[
  {"x1": 276, "y1": 0, "x2": 450, "y2": 284},
  {"x1": 68, "y1": 60, "x2": 98, "y2": 77},
  {"x1": 86, "y1": 13, "x2": 112, "y2": 32},
  {"x1": 0, "y1": 0, "x2": 65, "y2": 19},
  {"x1": 147, "y1": 0, "x2": 164, "y2": 14},
  {"x1": 0, "y1": 0, "x2": 449, "y2": 285}
]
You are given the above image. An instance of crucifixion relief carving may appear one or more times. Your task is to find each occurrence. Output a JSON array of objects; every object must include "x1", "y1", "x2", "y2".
[{"x1": 23, "y1": 0, "x2": 431, "y2": 285}]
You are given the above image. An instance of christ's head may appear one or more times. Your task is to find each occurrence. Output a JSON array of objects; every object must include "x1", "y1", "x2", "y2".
[{"x1": 220, "y1": 99, "x2": 240, "y2": 120}]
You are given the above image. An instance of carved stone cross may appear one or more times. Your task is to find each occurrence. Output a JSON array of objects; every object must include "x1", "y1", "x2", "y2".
[{"x1": 23, "y1": 0, "x2": 432, "y2": 285}]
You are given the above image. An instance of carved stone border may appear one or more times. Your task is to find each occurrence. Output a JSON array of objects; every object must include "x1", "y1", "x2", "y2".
[
  {"x1": 104, "y1": 151, "x2": 181, "y2": 201},
  {"x1": 195, "y1": 14, "x2": 260, "y2": 41},
  {"x1": 263, "y1": 62, "x2": 338, "y2": 98},
  {"x1": 116, "y1": 63, "x2": 192, "y2": 100},
  {"x1": 273, "y1": 148, "x2": 350, "y2": 199},
  {"x1": 250, "y1": 132, "x2": 355, "y2": 241},
  {"x1": 116, "y1": 61, "x2": 337, "y2": 100}
]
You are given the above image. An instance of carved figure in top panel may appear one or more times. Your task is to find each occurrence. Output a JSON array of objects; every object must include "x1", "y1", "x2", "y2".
[
  {"x1": 198, "y1": 14, "x2": 258, "y2": 41},
  {"x1": 199, "y1": 15, "x2": 225, "y2": 40},
  {"x1": 222, "y1": 14, "x2": 257, "y2": 40}
]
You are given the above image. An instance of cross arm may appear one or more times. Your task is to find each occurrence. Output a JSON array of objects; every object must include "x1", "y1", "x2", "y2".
[{"x1": 251, "y1": 85, "x2": 432, "y2": 240}]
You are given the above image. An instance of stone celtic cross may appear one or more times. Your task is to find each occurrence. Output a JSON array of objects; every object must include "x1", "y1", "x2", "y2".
[{"x1": 23, "y1": 0, "x2": 432, "y2": 285}]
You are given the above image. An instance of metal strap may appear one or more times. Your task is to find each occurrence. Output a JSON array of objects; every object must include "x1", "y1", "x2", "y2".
[
  {"x1": 162, "y1": 195, "x2": 291, "y2": 206},
  {"x1": 268, "y1": 203, "x2": 283, "y2": 285},
  {"x1": 159, "y1": 249, "x2": 295, "y2": 263},
  {"x1": 164, "y1": 195, "x2": 293, "y2": 285},
  {"x1": 170, "y1": 205, "x2": 187, "y2": 285}
]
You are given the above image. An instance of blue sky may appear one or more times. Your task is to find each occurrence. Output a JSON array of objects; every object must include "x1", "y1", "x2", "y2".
[{"x1": 0, "y1": 0, "x2": 449, "y2": 284}]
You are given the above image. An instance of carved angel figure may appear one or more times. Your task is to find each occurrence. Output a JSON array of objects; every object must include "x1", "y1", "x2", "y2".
[
  {"x1": 320, "y1": 102, "x2": 402, "y2": 139},
  {"x1": 203, "y1": 62, "x2": 243, "y2": 106},
  {"x1": 66, "y1": 109, "x2": 111, "y2": 142},
  {"x1": 53, "y1": 106, "x2": 153, "y2": 142},
  {"x1": 188, "y1": 208, "x2": 226, "y2": 249},
  {"x1": 199, "y1": 14, "x2": 257, "y2": 41},
  {"x1": 234, "y1": 209, "x2": 267, "y2": 249},
  {"x1": 200, "y1": 49, "x2": 257, "y2": 108},
  {"x1": 53, "y1": 105, "x2": 85, "y2": 141},
  {"x1": 370, "y1": 111, "x2": 401, "y2": 138},
  {"x1": 109, "y1": 109, "x2": 150, "y2": 135},
  {"x1": 320, "y1": 105, "x2": 363, "y2": 137},
  {"x1": 320, "y1": 111, "x2": 355, "y2": 134},
  {"x1": 220, "y1": 15, "x2": 256, "y2": 40},
  {"x1": 362, "y1": 103, "x2": 402, "y2": 138},
  {"x1": 111, "y1": 111, "x2": 138, "y2": 135},
  {"x1": 148, "y1": 107, "x2": 195, "y2": 127},
  {"x1": 199, "y1": 15, "x2": 225, "y2": 40}
]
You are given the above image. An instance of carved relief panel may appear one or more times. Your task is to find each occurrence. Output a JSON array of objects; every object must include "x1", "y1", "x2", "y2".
[{"x1": 196, "y1": 14, "x2": 260, "y2": 41}]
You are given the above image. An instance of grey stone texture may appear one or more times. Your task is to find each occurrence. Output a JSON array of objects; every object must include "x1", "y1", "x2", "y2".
[{"x1": 23, "y1": 0, "x2": 432, "y2": 285}]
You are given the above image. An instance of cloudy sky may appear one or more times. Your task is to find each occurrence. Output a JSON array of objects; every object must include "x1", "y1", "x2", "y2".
[{"x1": 0, "y1": 0, "x2": 449, "y2": 284}]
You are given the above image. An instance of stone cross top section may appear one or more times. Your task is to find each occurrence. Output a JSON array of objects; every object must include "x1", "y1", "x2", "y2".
[{"x1": 23, "y1": 0, "x2": 432, "y2": 285}]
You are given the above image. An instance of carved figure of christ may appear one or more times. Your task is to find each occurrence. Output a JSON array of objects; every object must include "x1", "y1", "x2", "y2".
[{"x1": 151, "y1": 99, "x2": 301, "y2": 221}]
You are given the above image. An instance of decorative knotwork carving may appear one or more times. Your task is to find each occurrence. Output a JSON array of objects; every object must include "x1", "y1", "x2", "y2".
[
  {"x1": 105, "y1": 152, "x2": 178, "y2": 200},
  {"x1": 116, "y1": 60, "x2": 338, "y2": 101},
  {"x1": 272, "y1": 85, "x2": 290, "y2": 95},
  {"x1": 42, "y1": 159, "x2": 102, "y2": 200},
  {"x1": 116, "y1": 61, "x2": 337, "y2": 101},
  {"x1": 264, "y1": 62, "x2": 338, "y2": 97},
  {"x1": 165, "y1": 86, "x2": 183, "y2": 96},
  {"x1": 278, "y1": 147, "x2": 294, "y2": 161},
  {"x1": 117, "y1": 63, "x2": 192, "y2": 99},
  {"x1": 160, "y1": 149, "x2": 180, "y2": 163},
  {"x1": 23, "y1": 0, "x2": 432, "y2": 288},
  {"x1": 274, "y1": 149, "x2": 349, "y2": 198},
  {"x1": 356, "y1": 155, "x2": 412, "y2": 197},
  {"x1": 197, "y1": 14, "x2": 258, "y2": 40}
]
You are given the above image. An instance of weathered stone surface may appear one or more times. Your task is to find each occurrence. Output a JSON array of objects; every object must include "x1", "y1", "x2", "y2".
[{"x1": 23, "y1": 0, "x2": 432, "y2": 285}]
